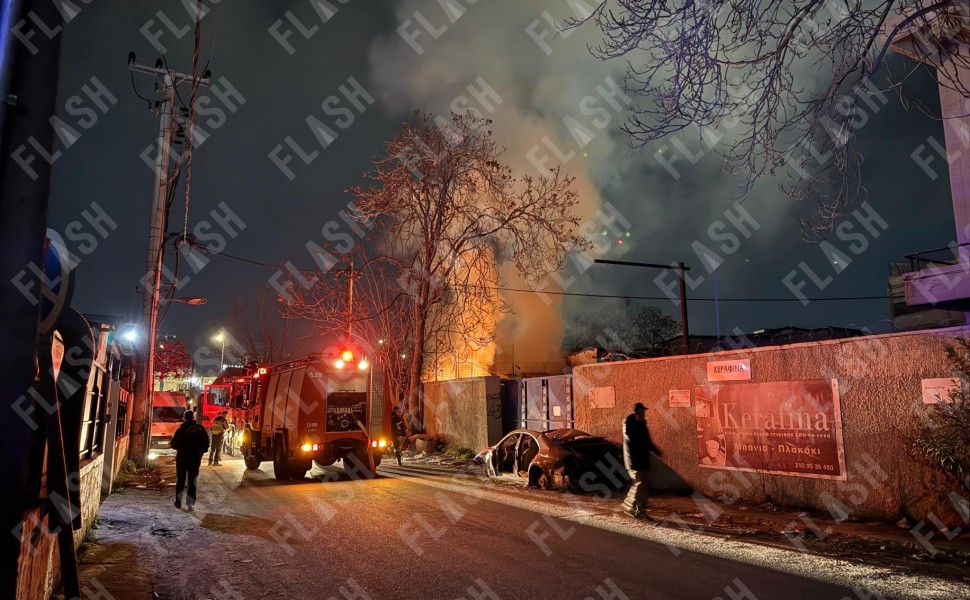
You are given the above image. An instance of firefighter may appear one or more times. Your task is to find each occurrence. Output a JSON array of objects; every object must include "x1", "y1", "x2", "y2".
[
  {"x1": 208, "y1": 410, "x2": 229, "y2": 466},
  {"x1": 171, "y1": 410, "x2": 209, "y2": 511}
]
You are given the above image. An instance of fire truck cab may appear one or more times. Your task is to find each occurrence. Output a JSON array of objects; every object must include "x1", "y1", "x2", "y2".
[
  {"x1": 241, "y1": 351, "x2": 388, "y2": 480},
  {"x1": 200, "y1": 368, "x2": 251, "y2": 455}
]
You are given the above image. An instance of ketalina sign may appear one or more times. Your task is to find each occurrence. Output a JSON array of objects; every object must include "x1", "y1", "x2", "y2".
[{"x1": 693, "y1": 380, "x2": 846, "y2": 480}]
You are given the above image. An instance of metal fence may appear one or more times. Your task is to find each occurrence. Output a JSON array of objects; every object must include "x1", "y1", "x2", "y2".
[{"x1": 518, "y1": 374, "x2": 573, "y2": 430}]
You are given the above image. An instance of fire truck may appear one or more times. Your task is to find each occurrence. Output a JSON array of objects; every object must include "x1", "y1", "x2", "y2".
[
  {"x1": 240, "y1": 350, "x2": 389, "y2": 480},
  {"x1": 200, "y1": 367, "x2": 252, "y2": 455}
]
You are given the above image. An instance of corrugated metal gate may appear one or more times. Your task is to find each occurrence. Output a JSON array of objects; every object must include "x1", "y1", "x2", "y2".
[{"x1": 518, "y1": 374, "x2": 573, "y2": 430}]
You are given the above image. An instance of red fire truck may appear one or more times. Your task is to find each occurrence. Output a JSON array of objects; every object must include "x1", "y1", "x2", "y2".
[
  {"x1": 240, "y1": 349, "x2": 389, "y2": 480},
  {"x1": 200, "y1": 367, "x2": 252, "y2": 454}
]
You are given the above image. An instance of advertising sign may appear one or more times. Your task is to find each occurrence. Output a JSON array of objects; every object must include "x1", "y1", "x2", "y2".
[
  {"x1": 693, "y1": 379, "x2": 846, "y2": 480},
  {"x1": 668, "y1": 389, "x2": 691, "y2": 408},
  {"x1": 707, "y1": 359, "x2": 751, "y2": 381},
  {"x1": 590, "y1": 386, "x2": 615, "y2": 409},
  {"x1": 921, "y1": 378, "x2": 959, "y2": 404}
]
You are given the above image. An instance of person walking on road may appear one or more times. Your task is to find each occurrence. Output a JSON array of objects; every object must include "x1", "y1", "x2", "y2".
[
  {"x1": 171, "y1": 410, "x2": 209, "y2": 511},
  {"x1": 208, "y1": 410, "x2": 228, "y2": 466},
  {"x1": 622, "y1": 402, "x2": 662, "y2": 520}
]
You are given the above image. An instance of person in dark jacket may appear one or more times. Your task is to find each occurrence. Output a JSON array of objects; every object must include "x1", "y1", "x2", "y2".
[
  {"x1": 622, "y1": 402, "x2": 662, "y2": 520},
  {"x1": 171, "y1": 410, "x2": 210, "y2": 511},
  {"x1": 389, "y1": 405, "x2": 406, "y2": 466}
]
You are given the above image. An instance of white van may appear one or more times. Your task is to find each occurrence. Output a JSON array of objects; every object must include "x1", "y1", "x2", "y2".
[{"x1": 150, "y1": 391, "x2": 189, "y2": 449}]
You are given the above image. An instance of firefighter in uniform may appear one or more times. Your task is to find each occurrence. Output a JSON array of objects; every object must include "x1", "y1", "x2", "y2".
[{"x1": 208, "y1": 411, "x2": 229, "y2": 466}]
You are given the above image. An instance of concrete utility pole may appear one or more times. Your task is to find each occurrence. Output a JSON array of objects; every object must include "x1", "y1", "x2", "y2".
[
  {"x1": 128, "y1": 59, "x2": 209, "y2": 467},
  {"x1": 594, "y1": 259, "x2": 692, "y2": 354},
  {"x1": 335, "y1": 263, "x2": 361, "y2": 345}
]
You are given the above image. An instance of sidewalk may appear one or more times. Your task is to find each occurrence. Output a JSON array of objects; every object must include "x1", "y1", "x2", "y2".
[{"x1": 400, "y1": 453, "x2": 970, "y2": 584}]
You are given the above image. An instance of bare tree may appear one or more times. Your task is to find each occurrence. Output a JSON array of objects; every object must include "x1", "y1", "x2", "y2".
[
  {"x1": 574, "y1": 0, "x2": 967, "y2": 233},
  {"x1": 282, "y1": 252, "x2": 416, "y2": 425},
  {"x1": 562, "y1": 302, "x2": 679, "y2": 357},
  {"x1": 562, "y1": 299, "x2": 638, "y2": 354},
  {"x1": 349, "y1": 112, "x2": 587, "y2": 425},
  {"x1": 631, "y1": 306, "x2": 681, "y2": 356},
  {"x1": 232, "y1": 289, "x2": 295, "y2": 364}
]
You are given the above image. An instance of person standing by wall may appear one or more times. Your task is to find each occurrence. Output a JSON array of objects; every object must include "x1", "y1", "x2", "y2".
[
  {"x1": 208, "y1": 410, "x2": 228, "y2": 466},
  {"x1": 622, "y1": 402, "x2": 662, "y2": 520},
  {"x1": 389, "y1": 405, "x2": 406, "y2": 466},
  {"x1": 171, "y1": 410, "x2": 210, "y2": 511}
]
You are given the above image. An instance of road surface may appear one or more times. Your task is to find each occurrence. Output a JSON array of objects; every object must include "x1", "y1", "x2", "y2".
[{"x1": 75, "y1": 456, "x2": 963, "y2": 600}]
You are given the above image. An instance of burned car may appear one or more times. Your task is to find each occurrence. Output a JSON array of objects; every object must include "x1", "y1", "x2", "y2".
[{"x1": 476, "y1": 428, "x2": 627, "y2": 491}]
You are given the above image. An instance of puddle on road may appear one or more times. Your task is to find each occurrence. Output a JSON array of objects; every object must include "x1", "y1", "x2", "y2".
[{"x1": 150, "y1": 527, "x2": 179, "y2": 538}]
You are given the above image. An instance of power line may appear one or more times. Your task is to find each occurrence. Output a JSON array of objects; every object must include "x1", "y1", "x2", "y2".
[
  {"x1": 129, "y1": 71, "x2": 152, "y2": 104},
  {"x1": 194, "y1": 244, "x2": 282, "y2": 268},
  {"x1": 496, "y1": 287, "x2": 890, "y2": 303},
  {"x1": 196, "y1": 245, "x2": 891, "y2": 304}
]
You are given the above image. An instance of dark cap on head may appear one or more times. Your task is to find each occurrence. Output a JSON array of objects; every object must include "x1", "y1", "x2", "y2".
[
  {"x1": 184, "y1": 410, "x2": 195, "y2": 421},
  {"x1": 633, "y1": 402, "x2": 648, "y2": 412}
]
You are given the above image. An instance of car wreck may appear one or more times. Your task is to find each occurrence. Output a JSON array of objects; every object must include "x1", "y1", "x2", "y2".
[{"x1": 476, "y1": 428, "x2": 627, "y2": 491}]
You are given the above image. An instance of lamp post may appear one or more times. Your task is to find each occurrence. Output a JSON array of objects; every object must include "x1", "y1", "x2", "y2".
[
  {"x1": 162, "y1": 296, "x2": 207, "y2": 306},
  {"x1": 213, "y1": 331, "x2": 226, "y2": 371}
]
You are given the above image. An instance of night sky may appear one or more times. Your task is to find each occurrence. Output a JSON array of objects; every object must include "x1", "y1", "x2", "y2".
[{"x1": 46, "y1": 1, "x2": 956, "y2": 371}]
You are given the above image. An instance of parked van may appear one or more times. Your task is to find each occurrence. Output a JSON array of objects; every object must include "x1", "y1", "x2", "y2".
[{"x1": 151, "y1": 391, "x2": 189, "y2": 449}]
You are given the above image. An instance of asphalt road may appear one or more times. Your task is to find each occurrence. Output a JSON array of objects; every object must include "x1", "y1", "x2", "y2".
[{"x1": 78, "y1": 457, "x2": 964, "y2": 600}]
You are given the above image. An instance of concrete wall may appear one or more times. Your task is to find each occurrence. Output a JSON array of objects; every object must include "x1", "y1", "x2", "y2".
[
  {"x1": 15, "y1": 455, "x2": 104, "y2": 600},
  {"x1": 423, "y1": 377, "x2": 503, "y2": 451},
  {"x1": 573, "y1": 326, "x2": 970, "y2": 524},
  {"x1": 112, "y1": 434, "x2": 130, "y2": 481}
]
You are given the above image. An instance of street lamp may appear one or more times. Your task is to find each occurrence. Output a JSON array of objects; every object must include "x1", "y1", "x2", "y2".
[
  {"x1": 161, "y1": 296, "x2": 207, "y2": 305},
  {"x1": 213, "y1": 331, "x2": 226, "y2": 370}
]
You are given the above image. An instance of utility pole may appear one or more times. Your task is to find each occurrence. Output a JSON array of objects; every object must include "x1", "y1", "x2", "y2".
[
  {"x1": 347, "y1": 262, "x2": 355, "y2": 343},
  {"x1": 128, "y1": 58, "x2": 209, "y2": 467},
  {"x1": 593, "y1": 259, "x2": 692, "y2": 355},
  {"x1": 334, "y1": 263, "x2": 361, "y2": 345}
]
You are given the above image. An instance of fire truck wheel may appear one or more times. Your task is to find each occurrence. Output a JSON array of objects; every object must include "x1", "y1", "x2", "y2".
[
  {"x1": 244, "y1": 454, "x2": 261, "y2": 470},
  {"x1": 273, "y1": 442, "x2": 291, "y2": 481}
]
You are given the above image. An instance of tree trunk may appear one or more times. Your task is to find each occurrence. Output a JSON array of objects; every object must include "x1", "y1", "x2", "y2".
[{"x1": 406, "y1": 280, "x2": 429, "y2": 434}]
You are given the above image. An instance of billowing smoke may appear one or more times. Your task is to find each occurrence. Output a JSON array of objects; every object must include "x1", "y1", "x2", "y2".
[
  {"x1": 368, "y1": 0, "x2": 632, "y2": 374},
  {"x1": 365, "y1": 0, "x2": 887, "y2": 375}
]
